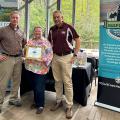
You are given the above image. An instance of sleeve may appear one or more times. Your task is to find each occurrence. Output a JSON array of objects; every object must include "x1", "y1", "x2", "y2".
[
  {"x1": 0, "y1": 28, "x2": 3, "y2": 41},
  {"x1": 22, "y1": 33, "x2": 27, "y2": 47},
  {"x1": 22, "y1": 39, "x2": 27, "y2": 47},
  {"x1": 48, "y1": 29, "x2": 53, "y2": 46},
  {"x1": 70, "y1": 25, "x2": 79, "y2": 39},
  {"x1": 48, "y1": 29, "x2": 51, "y2": 42},
  {"x1": 42, "y1": 40, "x2": 53, "y2": 66},
  {"x1": 0, "y1": 28, "x2": 4, "y2": 53}
]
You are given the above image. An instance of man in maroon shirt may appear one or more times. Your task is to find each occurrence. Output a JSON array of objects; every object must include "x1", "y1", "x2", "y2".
[{"x1": 48, "y1": 10, "x2": 80, "y2": 119}]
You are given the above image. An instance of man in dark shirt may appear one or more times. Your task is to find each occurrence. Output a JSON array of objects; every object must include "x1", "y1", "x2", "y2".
[
  {"x1": 0, "y1": 11, "x2": 26, "y2": 113},
  {"x1": 48, "y1": 10, "x2": 80, "y2": 119}
]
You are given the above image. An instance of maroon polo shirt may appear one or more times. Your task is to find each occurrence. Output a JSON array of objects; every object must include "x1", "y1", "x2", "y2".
[{"x1": 48, "y1": 22, "x2": 79, "y2": 55}]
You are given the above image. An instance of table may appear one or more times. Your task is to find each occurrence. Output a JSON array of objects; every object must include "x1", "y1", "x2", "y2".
[
  {"x1": 72, "y1": 63, "x2": 92, "y2": 106},
  {"x1": 85, "y1": 49, "x2": 99, "y2": 59},
  {"x1": 87, "y1": 57, "x2": 99, "y2": 86},
  {"x1": 20, "y1": 63, "x2": 92, "y2": 106}
]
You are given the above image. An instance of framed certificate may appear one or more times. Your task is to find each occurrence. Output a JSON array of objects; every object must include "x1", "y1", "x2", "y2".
[{"x1": 25, "y1": 46, "x2": 42, "y2": 60}]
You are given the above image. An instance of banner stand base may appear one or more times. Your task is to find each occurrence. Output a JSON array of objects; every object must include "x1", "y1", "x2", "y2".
[{"x1": 94, "y1": 101, "x2": 120, "y2": 112}]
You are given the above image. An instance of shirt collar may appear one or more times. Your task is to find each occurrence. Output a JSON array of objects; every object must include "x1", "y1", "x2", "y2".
[
  {"x1": 55, "y1": 22, "x2": 65, "y2": 29},
  {"x1": 9, "y1": 23, "x2": 19, "y2": 31}
]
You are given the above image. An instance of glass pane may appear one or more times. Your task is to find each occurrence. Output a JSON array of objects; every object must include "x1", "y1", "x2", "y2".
[
  {"x1": 0, "y1": 0, "x2": 18, "y2": 27},
  {"x1": 19, "y1": 0, "x2": 25, "y2": 31},
  {"x1": 62, "y1": 0, "x2": 73, "y2": 24},
  {"x1": 29, "y1": 0, "x2": 46, "y2": 38},
  {"x1": 75, "y1": 0, "x2": 100, "y2": 49}
]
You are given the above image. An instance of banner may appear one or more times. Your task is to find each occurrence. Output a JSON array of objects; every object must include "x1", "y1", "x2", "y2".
[
  {"x1": 95, "y1": 0, "x2": 120, "y2": 112},
  {"x1": 0, "y1": 0, "x2": 18, "y2": 27}
]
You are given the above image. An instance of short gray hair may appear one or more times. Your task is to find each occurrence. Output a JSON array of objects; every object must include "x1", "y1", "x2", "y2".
[
  {"x1": 53, "y1": 10, "x2": 62, "y2": 15},
  {"x1": 10, "y1": 11, "x2": 20, "y2": 17}
]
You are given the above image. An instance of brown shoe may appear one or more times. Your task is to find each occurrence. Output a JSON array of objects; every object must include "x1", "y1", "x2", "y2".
[
  {"x1": 66, "y1": 108, "x2": 73, "y2": 119},
  {"x1": 50, "y1": 101, "x2": 63, "y2": 111}
]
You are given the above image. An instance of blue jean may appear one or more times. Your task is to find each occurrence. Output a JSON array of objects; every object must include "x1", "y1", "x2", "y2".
[{"x1": 28, "y1": 71, "x2": 46, "y2": 108}]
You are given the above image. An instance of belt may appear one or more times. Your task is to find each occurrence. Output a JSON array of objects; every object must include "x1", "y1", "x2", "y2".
[
  {"x1": 55, "y1": 51, "x2": 72, "y2": 56},
  {"x1": 2, "y1": 53, "x2": 22, "y2": 57}
]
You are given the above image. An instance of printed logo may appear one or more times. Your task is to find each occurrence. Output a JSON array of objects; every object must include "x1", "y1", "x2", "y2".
[
  {"x1": 61, "y1": 31, "x2": 66, "y2": 34},
  {"x1": 115, "y1": 78, "x2": 120, "y2": 84},
  {"x1": 104, "y1": 4, "x2": 120, "y2": 40}
]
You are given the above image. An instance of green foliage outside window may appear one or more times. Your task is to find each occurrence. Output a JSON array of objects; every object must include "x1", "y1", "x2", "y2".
[
  {"x1": 62, "y1": 0, "x2": 100, "y2": 49},
  {"x1": 20, "y1": 0, "x2": 99, "y2": 49}
]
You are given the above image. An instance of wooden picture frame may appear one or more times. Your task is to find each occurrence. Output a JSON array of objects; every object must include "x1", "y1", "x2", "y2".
[{"x1": 25, "y1": 46, "x2": 42, "y2": 60}]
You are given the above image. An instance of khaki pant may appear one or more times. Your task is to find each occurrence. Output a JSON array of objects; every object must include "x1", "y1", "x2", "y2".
[
  {"x1": 52, "y1": 54, "x2": 73, "y2": 108},
  {"x1": 0, "y1": 56, "x2": 22, "y2": 105}
]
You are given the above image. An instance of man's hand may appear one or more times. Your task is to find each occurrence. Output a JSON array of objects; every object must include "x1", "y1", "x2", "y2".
[
  {"x1": 70, "y1": 56, "x2": 76, "y2": 64},
  {"x1": 0, "y1": 54, "x2": 8, "y2": 62}
]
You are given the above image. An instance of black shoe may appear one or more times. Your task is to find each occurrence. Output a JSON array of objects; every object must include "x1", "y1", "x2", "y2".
[
  {"x1": 36, "y1": 107, "x2": 44, "y2": 114},
  {"x1": 50, "y1": 101, "x2": 63, "y2": 111},
  {"x1": 30, "y1": 103, "x2": 37, "y2": 109},
  {"x1": 9, "y1": 100, "x2": 22, "y2": 107}
]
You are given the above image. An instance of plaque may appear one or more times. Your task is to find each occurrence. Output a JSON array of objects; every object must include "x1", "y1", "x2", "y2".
[{"x1": 25, "y1": 46, "x2": 42, "y2": 60}]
